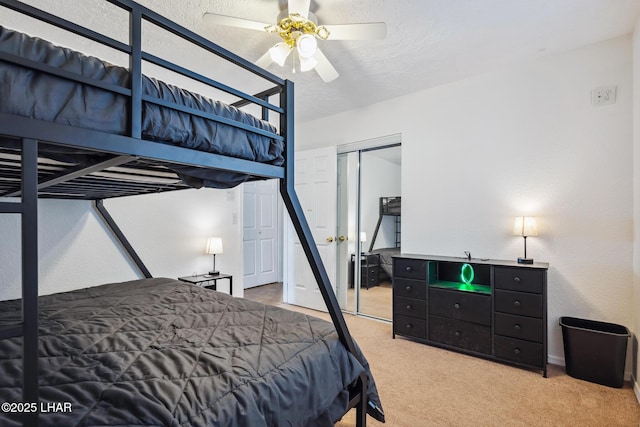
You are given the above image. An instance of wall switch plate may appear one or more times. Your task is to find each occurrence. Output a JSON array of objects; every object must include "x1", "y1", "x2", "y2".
[{"x1": 592, "y1": 85, "x2": 617, "y2": 106}]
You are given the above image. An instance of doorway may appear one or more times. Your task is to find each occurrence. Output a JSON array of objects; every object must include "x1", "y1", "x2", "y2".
[
  {"x1": 337, "y1": 140, "x2": 401, "y2": 320},
  {"x1": 242, "y1": 179, "x2": 281, "y2": 290}
]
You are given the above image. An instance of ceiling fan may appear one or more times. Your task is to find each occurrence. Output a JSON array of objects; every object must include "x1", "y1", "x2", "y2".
[{"x1": 203, "y1": 0, "x2": 387, "y2": 83}]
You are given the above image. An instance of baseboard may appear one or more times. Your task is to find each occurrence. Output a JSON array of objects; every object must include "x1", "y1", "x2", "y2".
[
  {"x1": 548, "y1": 354, "x2": 564, "y2": 367},
  {"x1": 548, "y1": 354, "x2": 634, "y2": 382}
]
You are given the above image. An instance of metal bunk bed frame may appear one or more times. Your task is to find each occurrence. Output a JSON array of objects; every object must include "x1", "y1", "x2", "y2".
[
  {"x1": 368, "y1": 196, "x2": 401, "y2": 252},
  {"x1": 0, "y1": 0, "x2": 368, "y2": 425}
]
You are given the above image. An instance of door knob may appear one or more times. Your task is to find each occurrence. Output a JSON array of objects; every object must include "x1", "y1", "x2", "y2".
[
  {"x1": 326, "y1": 236, "x2": 334, "y2": 243},
  {"x1": 338, "y1": 235, "x2": 346, "y2": 242}
]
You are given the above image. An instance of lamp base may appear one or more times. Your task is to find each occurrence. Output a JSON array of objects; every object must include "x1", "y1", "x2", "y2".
[
  {"x1": 517, "y1": 257, "x2": 534, "y2": 264},
  {"x1": 208, "y1": 270, "x2": 220, "y2": 276}
]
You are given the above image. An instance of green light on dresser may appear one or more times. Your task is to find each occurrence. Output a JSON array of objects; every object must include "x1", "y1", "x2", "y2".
[{"x1": 460, "y1": 263, "x2": 474, "y2": 284}]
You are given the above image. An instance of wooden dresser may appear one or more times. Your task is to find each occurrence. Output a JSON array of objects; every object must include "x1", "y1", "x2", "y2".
[{"x1": 392, "y1": 254, "x2": 548, "y2": 376}]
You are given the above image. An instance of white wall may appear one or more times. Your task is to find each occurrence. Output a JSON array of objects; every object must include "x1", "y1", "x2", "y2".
[
  {"x1": 297, "y1": 36, "x2": 634, "y2": 367},
  {"x1": 0, "y1": 187, "x2": 244, "y2": 299}
]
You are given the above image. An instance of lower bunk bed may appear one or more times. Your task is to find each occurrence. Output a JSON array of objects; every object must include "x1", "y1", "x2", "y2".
[{"x1": 0, "y1": 278, "x2": 384, "y2": 426}]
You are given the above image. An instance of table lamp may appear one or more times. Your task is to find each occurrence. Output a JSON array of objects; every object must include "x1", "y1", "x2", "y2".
[
  {"x1": 205, "y1": 237, "x2": 223, "y2": 275},
  {"x1": 513, "y1": 216, "x2": 538, "y2": 264}
]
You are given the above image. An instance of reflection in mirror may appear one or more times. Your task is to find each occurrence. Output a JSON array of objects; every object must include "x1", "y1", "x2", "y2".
[
  {"x1": 359, "y1": 146, "x2": 401, "y2": 320},
  {"x1": 336, "y1": 145, "x2": 401, "y2": 320},
  {"x1": 336, "y1": 152, "x2": 358, "y2": 314}
]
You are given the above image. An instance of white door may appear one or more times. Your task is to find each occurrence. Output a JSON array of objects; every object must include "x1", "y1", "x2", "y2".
[
  {"x1": 243, "y1": 179, "x2": 279, "y2": 289},
  {"x1": 285, "y1": 146, "x2": 337, "y2": 311}
]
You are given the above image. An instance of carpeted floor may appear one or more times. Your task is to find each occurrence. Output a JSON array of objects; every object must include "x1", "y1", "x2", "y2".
[
  {"x1": 244, "y1": 283, "x2": 640, "y2": 426},
  {"x1": 245, "y1": 280, "x2": 394, "y2": 320},
  {"x1": 345, "y1": 281, "x2": 392, "y2": 320}
]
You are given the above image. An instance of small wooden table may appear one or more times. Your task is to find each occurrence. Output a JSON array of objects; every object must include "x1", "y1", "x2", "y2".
[{"x1": 178, "y1": 273, "x2": 233, "y2": 295}]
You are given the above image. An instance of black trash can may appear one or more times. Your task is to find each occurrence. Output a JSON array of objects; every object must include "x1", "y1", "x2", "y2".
[{"x1": 560, "y1": 316, "x2": 630, "y2": 388}]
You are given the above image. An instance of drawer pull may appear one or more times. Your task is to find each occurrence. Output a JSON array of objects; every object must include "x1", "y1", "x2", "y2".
[
  {"x1": 405, "y1": 266, "x2": 413, "y2": 272},
  {"x1": 406, "y1": 305, "x2": 412, "y2": 310},
  {"x1": 513, "y1": 300, "x2": 521, "y2": 307},
  {"x1": 454, "y1": 303, "x2": 460, "y2": 309},
  {"x1": 454, "y1": 331, "x2": 461, "y2": 337},
  {"x1": 514, "y1": 324, "x2": 521, "y2": 331},
  {"x1": 405, "y1": 286, "x2": 412, "y2": 292},
  {"x1": 406, "y1": 323, "x2": 412, "y2": 329},
  {"x1": 513, "y1": 276, "x2": 521, "y2": 283},
  {"x1": 514, "y1": 348, "x2": 521, "y2": 355}
]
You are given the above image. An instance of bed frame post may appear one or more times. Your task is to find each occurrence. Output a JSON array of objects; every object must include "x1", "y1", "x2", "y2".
[
  {"x1": 129, "y1": 5, "x2": 143, "y2": 139},
  {"x1": 278, "y1": 80, "x2": 368, "y2": 425},
  {"x1": 22, "y1": 137, "x2": 39, "y2": 426}
]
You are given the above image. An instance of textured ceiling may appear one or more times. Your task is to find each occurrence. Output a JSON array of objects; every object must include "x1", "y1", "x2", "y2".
[{"x1": 9, "y1": 0, "x2": 640, "y2": 122}]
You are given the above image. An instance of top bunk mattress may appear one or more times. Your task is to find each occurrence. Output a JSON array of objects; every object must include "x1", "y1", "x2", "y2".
[{"x1": 0, "y1": 25, "x2": 284, "y2": 188}]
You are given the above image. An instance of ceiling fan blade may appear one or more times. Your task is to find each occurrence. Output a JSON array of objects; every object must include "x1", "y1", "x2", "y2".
[
  {"x1": 323, "y1": 22, "x2": 387, "y2": 40},
  {"x1": 255, "y1": 50, "x2": 273, "y2": 68},
  {"x1": 203, "y1": 13, "x2": 271, "y2": 32},
  {"x1": 288, "y1": 0, "x2": 310, "y2": 19},
  {"x1": 313, "y1": 48, "x2": 339, "y2": 83}
]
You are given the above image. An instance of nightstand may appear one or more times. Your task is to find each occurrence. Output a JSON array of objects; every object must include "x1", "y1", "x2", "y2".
[
  {"x1": 349, "y1": 253, "x2": 380, "y2": 289},
  {"x1": 178, "y1": 273, "x2": 233, "y2": 295}
]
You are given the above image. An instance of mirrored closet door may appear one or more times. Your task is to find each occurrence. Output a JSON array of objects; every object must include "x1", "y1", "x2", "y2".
[{"x1": 336, "y1": 143, "x2": 401, "y2": 320}]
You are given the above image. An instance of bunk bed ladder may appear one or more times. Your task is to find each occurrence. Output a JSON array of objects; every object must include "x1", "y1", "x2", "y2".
[
  {"x1": 0, "y1": 138, "x2": 40, "y2": 425},
  {"x1": 278, "y1": 81, "x2": 368, "y2": 427}
]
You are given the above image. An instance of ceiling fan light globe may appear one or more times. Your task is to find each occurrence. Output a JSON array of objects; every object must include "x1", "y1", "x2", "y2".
[
  {"x1": 299, "y1": 55, "x2": 318, "y2": 72},
  {"x1": 269, "y1": 42, "x2": 292, "y2": 66},
  {"x1": 296, "y1": 34, "x2": 317, "y2": 58}
]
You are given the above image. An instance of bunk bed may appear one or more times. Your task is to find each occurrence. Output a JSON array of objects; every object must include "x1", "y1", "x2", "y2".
[
  {"x1": 0, "y1": 1, "x2": 384, "y2": 426},
  {"x1": 368, "y1": 197, "x2": 400, "y2": 280}
]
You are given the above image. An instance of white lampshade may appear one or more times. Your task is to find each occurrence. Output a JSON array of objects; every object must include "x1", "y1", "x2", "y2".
[
  {"x1": 205, "y1": 237, "x2": 223, "y2": 255},
  {"x1": 269, "y1": 42, "x2": 292, "y2": 66},
  {"x1": 513, "y1": 217, "x2": 538, "y2": 237},
  {"x1": 360, "y1": 231, "x2": 367, "y2": 242},
  {"x1": 296, "y1": 34, "x2": 317, "y2": 58}
]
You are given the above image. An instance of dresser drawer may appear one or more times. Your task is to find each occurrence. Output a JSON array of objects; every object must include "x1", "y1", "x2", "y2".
[
  {"x1": 429, "y1": 288, "x2": 491, "y2": 326},
  {"x1": 494, "y1": 335, "x2": 544, "y2": 368},
  {"x1": 394, "y1": 314, "x2": 426, "y2": 339},
  {"x1": 393, "y1": 278, "x2": 427, "y2": 300},
  {"x1": 429, "y1": 315, "x2": 491, "y2": 355},
  {"x1": 394, "y1": 296, "x2": 427, "y2": 319},
  {"x1": 494, "y1": 267, "x2": 544, "y2": 294},
  {"x1": 495, "y1": 290, "x2": 543, "y2": 318},
  {"x1": 494, "y1": 312, "x2": 544, "y2": 343},
  {"x1": 393, "y1": 258, "x2": 427, "y2": 280}
]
